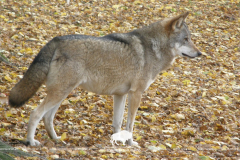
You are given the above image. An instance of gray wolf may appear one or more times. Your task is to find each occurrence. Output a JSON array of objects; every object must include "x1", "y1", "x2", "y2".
[
  {"x1": 110, "y1": 130, "x2": 132, "y2": 145},
  {"x1": 9, "y1": 12, "x2": 201, "y2": 146}
]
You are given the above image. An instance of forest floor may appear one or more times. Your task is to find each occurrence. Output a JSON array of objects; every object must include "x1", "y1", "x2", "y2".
[{"x1": 0, "y1": 0, "x2": 240, "y2": 159}]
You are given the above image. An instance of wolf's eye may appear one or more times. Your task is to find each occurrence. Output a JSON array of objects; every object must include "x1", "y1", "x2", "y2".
[{"x1": 184, "y1": 38, "x2": 188, "y2": 42}]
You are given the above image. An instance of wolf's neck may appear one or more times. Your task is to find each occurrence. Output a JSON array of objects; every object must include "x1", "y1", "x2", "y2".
[{"x1": 149, "y1": 48, "x2": 176, "y2": 79}]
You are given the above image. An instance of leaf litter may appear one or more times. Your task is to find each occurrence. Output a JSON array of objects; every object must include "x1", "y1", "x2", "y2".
[{"x1": 0, "y1": 0, "x2": 240, "y2": 159}]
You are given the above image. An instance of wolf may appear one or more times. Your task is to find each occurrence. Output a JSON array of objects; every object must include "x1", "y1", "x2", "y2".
[{"x1": 9, "y1": 12, "x2": 201, "y2": 146}]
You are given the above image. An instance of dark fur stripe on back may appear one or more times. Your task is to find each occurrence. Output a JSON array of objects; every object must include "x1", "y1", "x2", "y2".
[
  {"x1": 56, "y1": 34, "x2": 93, "y2": 40},
  {"x1": 102, "y1": 34, "x2": 130, "y2": 45},
  {"x1": 54, "y1": 34, "x2": 132, "y2": 46}
]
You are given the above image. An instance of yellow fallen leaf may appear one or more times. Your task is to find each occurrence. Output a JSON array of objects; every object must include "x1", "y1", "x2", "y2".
[
  {"x1": 182, "y1": 79, "x2": 191, "y2": 86},
  {"x1": 80, "y1": 133, "x2": 86, "y2": 136},
  {"x1": 99, "y1": 149, "x2": 106, "y2": 153},
  {"x1": 19, "y1": 32, "x2": 24, "y2": 36},
  {"x1": 4, "y1": 75, "x2": 12, "y2": 82},
  {"x1": 98, "y1": 129, "x2": 104, "y2": 133},
  {"x1": 202, "y1": 91, "x2": 206, "y2": 97},
  {"x1": 172, "y1": 79, "x2": 179, "y2": 82},
  {"x1": 150, "y1": 140, "x2": 157, "y2": 144},
  {"x1": 165, "y1": 6, "x2": 172, "y2": 9},
  {"x1": 127, "y1": 17, "x2": 133, "y2": 21},
  {"x1": 171, "y1": 143, "x2": 177, "y2": 149},
  {"x1": 140, "y1": 106, "x2": 148, "y2": 110},
  {"x1": 162, "y1": 72, "x2": 169, "y2": 77},
  {"x1": 0, "y1": 128, "x2": 6, "y2": 132},
  {"x1": 79, "y1": 150, "x2": 86, "y2": 155},
  {"x1": 0, "y1": 15, "x2": 5, "y2": 19},
  {"x1": 136, "y1": 135, "x2": 142, "y2": 141},
  {"x1": 80, "y1": 98, "x2": 87, "y2": 103},
  {"x1": 181, "y1": 128, "x2": 195, "y2": 136},
  {"x1": 61, "y1": 132, "x2": 67, "y2": 141},
  {"x1": 205, "y1": 140, "x2": 214, "y2": 144},
  {"x1": 133, "y1": 1, "x2": 141, "y2": 4},
  {"x1": 61, "y1": 12, "x2": 67, "y2": 16},
  {"x1": 188, "y1": 146, "x2": 197, "y2": 151},
  {"x1": 65, "y1": 108, "x2": 75, "y2": 114},
  {"x1": 112, "y1": 5, "x2": 121, "y2": 9},
  {"x1": 165, "y1": 96, "x2": 172, "y2": 101},
  {"x1": 27, "y1": 104, "x2": 37, "y2": 109},
  {"x1": 20, "y1": 49, "x2": 25, "y2": 53},
  {"x1": 211, "y1": 145, "x2": 220, "y2": 150},
  {"x1": 10, "y1": 72, "x2": 18, "y2": 78},
  {"x1": 21, "y1": 67, "x2": 28, "y2": 71},
  {"x1": 88, "y1": 105, "x2": 94, "y2": 111},
  {"x1": 26, "y1": 47, "x2": 33, "y2": 55},
  {"x1": 0, "y1": 85, "x2": 6, "y2": 90},
  {"x1": 159, "y1": 144, "x2": 166, "y2": 150},
  {"x1": 222, "y1": 145, "x2": 228, "y2": 150},
  {"x1": 62, "y1": 99, "x2": 70, "y2": 105},
  {"x1": 151, "y1": 115, "x2": 156, "y2": 122},
  {"x1": 101, "y1": 155, "x2": 107, "y2": 159},
  {"x1": 84, "y1": 9, "x2": 92, "y2": 14},
  {"x1": 135, "y1": 115, "x2": 141, "y2": 120},
  {"x1": 200, "y1": 142, "x2": 206, "y2": 145},
  {"x1": 11, "y1": 132, "x2": 17, "y2": 137}
]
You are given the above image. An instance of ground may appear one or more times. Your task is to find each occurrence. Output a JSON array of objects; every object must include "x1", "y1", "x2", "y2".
[{"x1": 0, "y1": 0, "x2": 240, "y2": 159}]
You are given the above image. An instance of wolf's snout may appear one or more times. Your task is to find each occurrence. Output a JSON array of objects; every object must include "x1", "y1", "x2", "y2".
[{"x1": 197, "y1": 52, "x2": 202, "y2": 56}]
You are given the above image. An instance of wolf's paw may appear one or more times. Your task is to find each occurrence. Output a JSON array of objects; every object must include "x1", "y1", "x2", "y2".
[
  {"x1": 26, "y1": 139, "x2": 41, "y2": 146},
  {"x1": 131, "y1": 141, "x2": 138, "y2": 146},
  {"x1": 52, "y1": 136, "x2": 61, "y2": 140},
  {"x1": 127, "y1": 139, "x2": 139, "y2": 146},
  {"x1": 52, "y1": 136, "x2": 62, "y2": 143}
]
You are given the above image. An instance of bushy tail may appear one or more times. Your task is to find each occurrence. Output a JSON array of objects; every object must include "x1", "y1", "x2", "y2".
[{"x1": 9, "y1": 37, "x2": 59, "y2": 108}]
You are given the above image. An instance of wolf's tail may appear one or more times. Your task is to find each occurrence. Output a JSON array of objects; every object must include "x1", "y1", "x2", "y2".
[{"x1": 9, "y1": 37, "x2": 59, "y2": 108}]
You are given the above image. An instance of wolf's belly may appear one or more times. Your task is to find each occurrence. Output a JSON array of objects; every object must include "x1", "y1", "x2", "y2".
[{"x1": 79, "y1": 80, "x2": 131, "y2": 95}]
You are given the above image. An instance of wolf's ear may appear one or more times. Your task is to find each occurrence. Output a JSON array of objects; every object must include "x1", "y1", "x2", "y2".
[{"x1": 170, "y1": 12, "x2": 189, "y2": 32}]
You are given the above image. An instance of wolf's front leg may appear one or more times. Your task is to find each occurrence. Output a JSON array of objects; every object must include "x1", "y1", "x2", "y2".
[
  {"x1": 126, "y1": 91, "x2": 142, "y2": 146},
  {"x1": 112, "y1": 94, "x2": 127, "y2": 133}
]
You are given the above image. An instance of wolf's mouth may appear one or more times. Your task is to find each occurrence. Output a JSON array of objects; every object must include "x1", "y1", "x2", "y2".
[{"x1": 182, "y1": 53, "x2": 195, "y2": 58}]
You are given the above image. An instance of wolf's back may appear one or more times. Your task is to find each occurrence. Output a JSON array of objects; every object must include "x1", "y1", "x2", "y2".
[{"x1": 9, "y1": 37, "x2": 59, "y2": 108}]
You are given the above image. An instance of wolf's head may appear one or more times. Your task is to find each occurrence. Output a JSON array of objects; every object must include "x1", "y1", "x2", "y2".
[{"x1": 164, "y1": 12, "x2": 202, "y2": 58}]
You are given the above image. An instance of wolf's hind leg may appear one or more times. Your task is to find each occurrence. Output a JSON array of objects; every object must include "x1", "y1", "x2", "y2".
[
  {"x1": 43, "y1": 102, "x2": 62, "y2": 139},
  {"x1": 27, "y1": 83, "x2": 78, "y2": 146},
  {"x1": 26, "y1": 96, "x2": 64, "y2": 146},
  {"x1": 112, "y1": 94, "x2": 127, "y2": 133}
]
